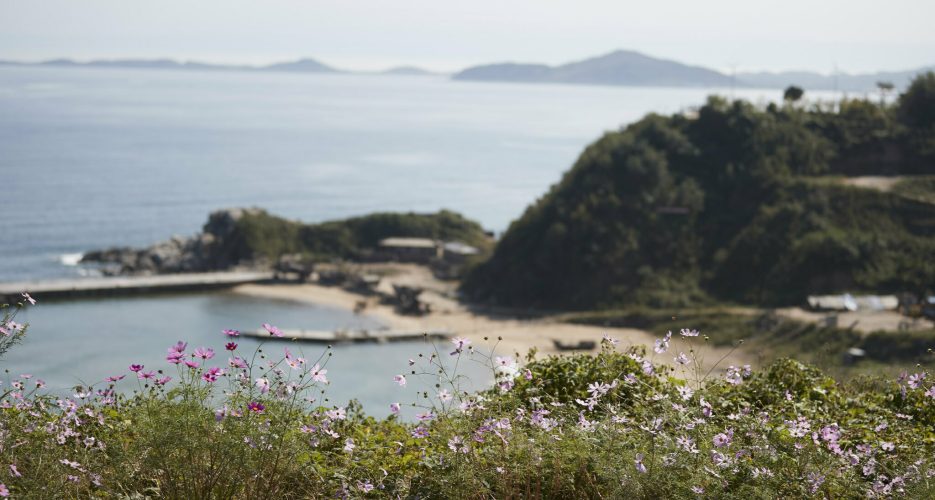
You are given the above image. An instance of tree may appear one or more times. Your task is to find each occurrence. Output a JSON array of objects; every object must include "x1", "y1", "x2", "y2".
[
  {"x1": 877, "y1": 81, "x2": 895, "y2": 105},
  {"x1": 783, "y1": 85, "x2": 804, "y2": 103},
  {"x1": 897, "y1": 72, "x2": 935, "y2": 130}
]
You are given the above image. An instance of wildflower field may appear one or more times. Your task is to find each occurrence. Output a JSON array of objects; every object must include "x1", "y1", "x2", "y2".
[{"x1": 1, "y1": 297, "x2": 934, "y2": 499}]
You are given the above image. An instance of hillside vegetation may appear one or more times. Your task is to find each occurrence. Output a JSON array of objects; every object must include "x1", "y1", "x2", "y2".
[
  {"x1": 463, "y1": 73, "x2": 935, "y2": 309},
  {"x1": 221, "y1": 209, "x2": 491, "y2": 264}
]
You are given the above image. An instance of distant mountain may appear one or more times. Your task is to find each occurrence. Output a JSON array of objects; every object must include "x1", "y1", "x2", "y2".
[
  {"x1": 737, "y1": 67, "x2": 935, "y2": 92},
  {"x1": 261, "y1": 58, "x2": 337, "y2": 73},
  {"x1": 454, "y1": 50, "x2": 734, "y2": 88},
  {"x1": 0, "y1": 57, "x2": 339, "y2": 74}
]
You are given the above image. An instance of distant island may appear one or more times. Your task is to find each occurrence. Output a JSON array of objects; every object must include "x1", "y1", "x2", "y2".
[
  {"x1": 0, "y1": 57, "x2": 439, "y2": 77},
  {"x1": 2, "y1": 49, "x2": 932, "y2": 91},
  {"x1": 454, "y1": 49, "x2": 933, "y2": 91}
]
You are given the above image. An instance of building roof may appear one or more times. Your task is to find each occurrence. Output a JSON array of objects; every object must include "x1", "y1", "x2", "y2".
[
  {"x1": 443, "y1": 241, "x2": 479, "y2": 255},
  {"x1": 379, "y1": 237, "x2": 438, "y2": 249}
]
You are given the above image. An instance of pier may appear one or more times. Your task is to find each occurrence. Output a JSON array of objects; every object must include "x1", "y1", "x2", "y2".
[
  {"x1": 242, "y1": 328, "x2": 452, "y2": 344},
  {"x1": 0, "y1": 271, "x2": 275, "y2": 303}
]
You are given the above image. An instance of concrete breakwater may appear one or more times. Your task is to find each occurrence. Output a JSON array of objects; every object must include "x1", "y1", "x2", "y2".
[{"x1": 0, "y1": 271, "x2": 275, "y2": 303}]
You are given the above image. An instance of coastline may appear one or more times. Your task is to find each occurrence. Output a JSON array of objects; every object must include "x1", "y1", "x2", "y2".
[{"x1": 232, "y1": 277, "x2": 753, "y2": 372}]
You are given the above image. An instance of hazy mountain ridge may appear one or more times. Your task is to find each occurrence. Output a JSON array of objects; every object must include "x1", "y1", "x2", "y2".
[
  {"x1": 454, "y1": 50, "x2": 733, "y2": 87},
  {"x1": 0, "y1": 57, "x2": 433, "y2": 76},
  {"x1": 1, "y1": 50, "x2": 932, "y2": 91}
]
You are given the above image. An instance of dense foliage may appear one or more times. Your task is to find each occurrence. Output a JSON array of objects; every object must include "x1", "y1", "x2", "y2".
[
  {"x1": 2, "y1": 302, "x2": 934, "y2": 498},
  {"x1": 220, "y1": 209, "x2": 491, "y2": 264},
  {"x1": 463, "y1": 73, "x2": 935, "y2": 309}
]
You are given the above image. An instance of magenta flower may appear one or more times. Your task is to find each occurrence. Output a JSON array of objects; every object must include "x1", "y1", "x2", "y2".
[
  {"x1": 223, "y1": 328, "x2": 240, "y2": 337},
  {"x1": 0, "y1": 483, "x2": 8, "y2": 497},
  {"x1": 262, "y1": 323, "x2": 284, "y2": 337},
  {"x1": 225, "y1": 342, "x2": 238, "y2": 351},
  {"x1": 21, "y1": 292, "x2": 36, "y2": 305},
  {"x1": 229, "y1": 357, "x2": 247, "y2": 369},
  {"x1": 184, "y1": 360, "x2": 200, "y2": 369},
  {"x1": 247, "y1": 401, "x2": 265, "y2": 413},
  {"x1": 155, "y1": 376, "x2": 172, "y2": 386},
  {"x1": 166, "y1": 352, "x2": 185, "y2": 364},
  {"x1": 193, "y1": 347, "x2": 215, "y2": 360},
  {"x1": 168, "y1": 341, "x2": 187, "y2": 354},
  {"x1": 411, "y1": 426, "x2": 429, "y2": 439},
  {"x1": 201, "y1": 367, "x2": 223, "y2": 383},
  {"x1": 926, "y1": 386, "x2": 935, "y2": 399},
  {"x1": 138, "y1": 370, "x2": 156, "y2": 380},
  {"x1": 390, "y1": 402, "x2": 401, "y2": 414},
  {"x1": 105, "y1": 374, "x2": 125, "y2": 383},
  {"x1": 255, "y1": 377, "x2": 270, "y2": 394},
  {"x1": 129, "y1": 364, "x2": 144, "y2": 372},
  {"x1": 394, "y1": 374, "x2": 407, "y2": 387}
]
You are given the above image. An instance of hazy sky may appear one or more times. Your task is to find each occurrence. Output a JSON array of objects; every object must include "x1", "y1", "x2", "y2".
[{"x1": 1, "y1": 0, "x2": 933, "y2": 74}]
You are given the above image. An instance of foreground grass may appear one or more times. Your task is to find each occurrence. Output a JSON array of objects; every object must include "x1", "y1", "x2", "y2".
[{"x1": 2, "y1": 300, "x2": 935, "y2": 498}]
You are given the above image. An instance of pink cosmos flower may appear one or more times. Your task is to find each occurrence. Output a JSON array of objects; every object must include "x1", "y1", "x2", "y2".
[
  {"x1": 310, "y1": 364, "x2": 328, "y2": 383},
  {"x1": 713, "y1": 429, "x2": 734, "y2": 448},
  {"x1": 524, "y1": 368, "x2": 533, "y2": 380},
  {"x1": 0, "y1": 483, "x2": 8, "y2": 497},
  {"x1": 394, "y1": 374, "x2": 407, "y2": 387},
  {"x1": 155, "y1": 376, "x2": 172, "y2": 386},
  {"x1": 9, "y1": 465, "x2": 20, "y2": 478},
  {"x1": 229, "y1": 357, "x2": 247, "y2": 369},
  {"x1": 680, "y1": 328, "x2": 700, "y2": 337},
  {"x1": 255, "y1": 377, "x2": 270, "y2": 394},
  {"x1": 138, "y1": 370, "x2": 156, "y2": 380},
  {"x1": 193, "y1": 347, "x2": 215, "y2": 360},
  {"x1": 168, "y1": 341, "x2": 187, "y2": 354},
  {"x1": 450, "y1": 336, "x2": 471, "y2": 355},
  {"x1": 262, "y1": 323, "x2": 284, "y2": 337},
  {"x1": 129, "y1": 364, "x2": 144, "y2": 372},
  {"x1": 674, "y1": 353, "x2": 690, "y2": 365},
  {"x1": 225, "y1": 342, "x2": 238, "y2": 351},
  {"x1": 223, "y1": 329, "x2": 240, "y2": 337},
  {"x1": 105, "y1": 375, "x2": 125, "y2": 383},
  {"x1": 411, "y1": 427, "x2": 429, "y2": 439},
  {"x1": 247, "y1": 401, "x2": 265, "y2": 413},
  {"x1": 634, "y1": 453, "x2": 647, "y2": 474},
  {"x1": 184, "y1": 360, "x2": 200, "y2": 369},
  {"x1": 344, "y1": 438, "x2": 355, "y2": 452},
  {"x1": 926, "y1": 386, "x2": 935, "y2": 399},
  {"x1": 654, "y1": 331, "x2": 672, "y2": 354},
  {"x1": 495, "y1": 356, "x2": 516, "y2": 368},
  {"x1": 603, "y1": 334, "x2": 620, "y2": 346},
  {"x1": 390, "y1": 402, "x2": 401, "y2": 414},
  {"x1": 415, "y1": 411, "x2": 435, "y2": 422},
  {"x1": 166, "y1": 352, "x2": 185, "y2": 364},
  {"x1": 201, "y1": 367, "x2": 223, "y2": 383},
  {"x1": 22, "y1": 292, "x2": 36, "y2": 305}
]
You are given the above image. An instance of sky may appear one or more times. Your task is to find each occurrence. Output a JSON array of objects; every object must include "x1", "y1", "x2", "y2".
[{"x1": 1, "y1": 0, "x2": 933, "y2": 74}]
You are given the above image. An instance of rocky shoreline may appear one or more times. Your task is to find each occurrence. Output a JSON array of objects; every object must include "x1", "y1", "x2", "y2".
[{"x1": 81, "y1": 208, "x2": 264, "y2": 275}]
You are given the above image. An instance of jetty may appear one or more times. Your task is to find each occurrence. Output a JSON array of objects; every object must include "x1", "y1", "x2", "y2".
[
  {"x1": 243, "y1": 328, "x2": 452, "y2": 344},
  {"x1": 0, "y1": 271, "x2": 275, "y2": 303}
]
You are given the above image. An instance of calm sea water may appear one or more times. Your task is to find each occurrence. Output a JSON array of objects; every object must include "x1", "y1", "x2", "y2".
[{"x1": 1, "y1": 66, "x2": 839, "y2": 411}]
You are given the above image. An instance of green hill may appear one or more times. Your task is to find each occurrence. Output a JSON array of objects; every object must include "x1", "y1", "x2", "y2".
[{"x1": 463, "y1": 73, "x2": 935, "y2": 309}]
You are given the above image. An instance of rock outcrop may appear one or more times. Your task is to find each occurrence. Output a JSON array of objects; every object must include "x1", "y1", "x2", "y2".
[{"x1": 81, "y1": 208, "x2": 264, "y2": 275}]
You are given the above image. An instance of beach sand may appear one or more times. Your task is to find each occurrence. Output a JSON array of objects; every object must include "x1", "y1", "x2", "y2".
[{"x1": 231, "y1": 265, "x2": 752, "y2": 373}]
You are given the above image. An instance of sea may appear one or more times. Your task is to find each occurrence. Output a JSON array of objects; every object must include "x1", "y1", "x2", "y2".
[{"x1": 0, "y1": 65, "x2": 840, "y2": 414}]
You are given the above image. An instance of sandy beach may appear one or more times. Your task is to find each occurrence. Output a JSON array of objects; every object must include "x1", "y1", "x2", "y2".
[{"x1": 232, "y1": 264, "x2": 752, "y2": 373}]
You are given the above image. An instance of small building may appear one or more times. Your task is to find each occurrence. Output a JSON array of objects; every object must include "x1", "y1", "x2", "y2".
[
  {"x1": 378, "y1": 237, "x2": 441, "y2": 263},
  {"x1": 442, "y1": 241, "x2": 480, "y2": 263},
  {"x1": 807, "y1": 294, "x2": 899, "y2": 312}
]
